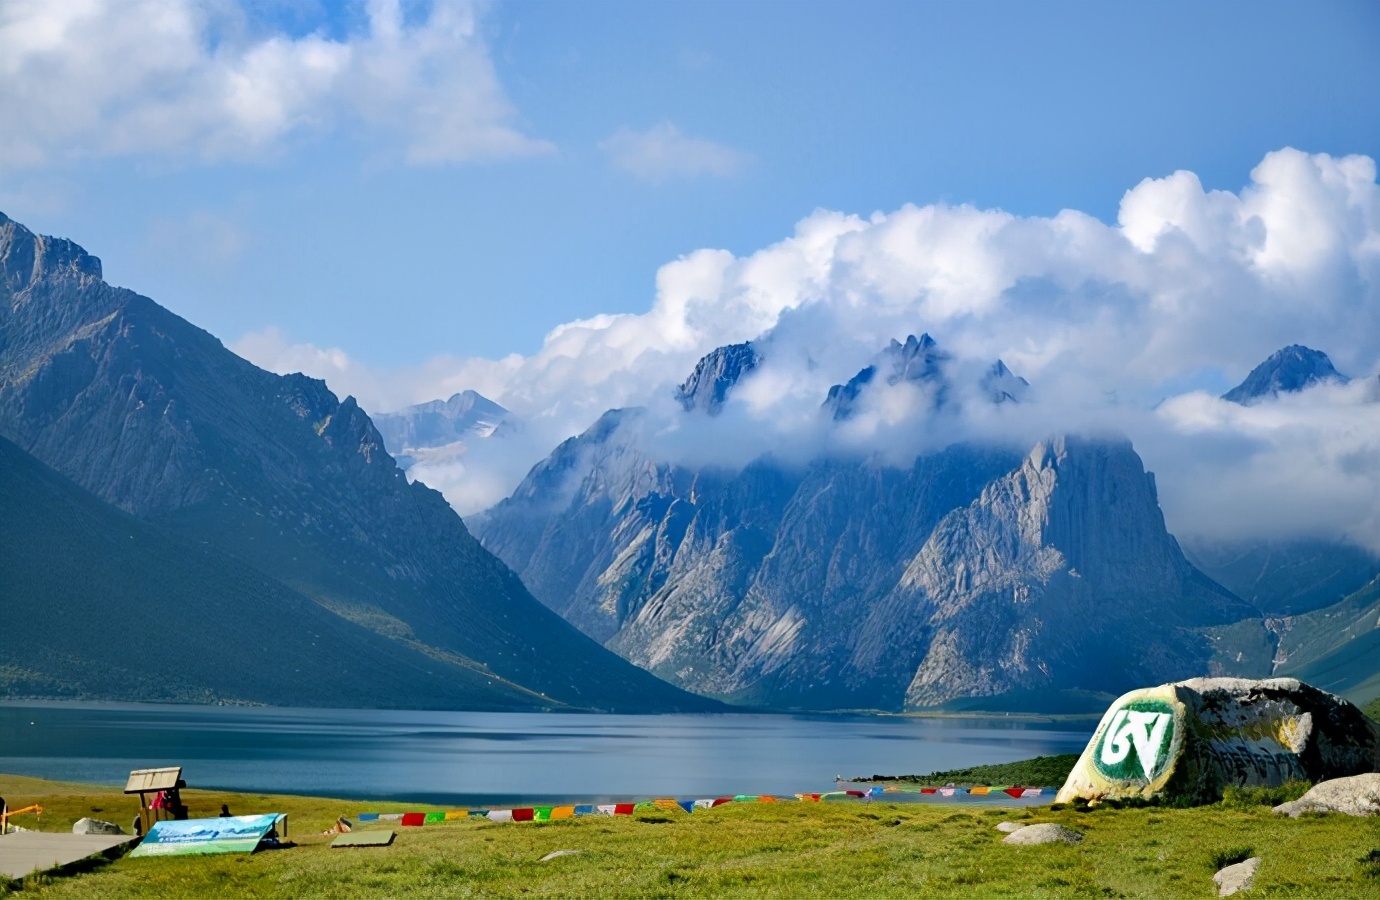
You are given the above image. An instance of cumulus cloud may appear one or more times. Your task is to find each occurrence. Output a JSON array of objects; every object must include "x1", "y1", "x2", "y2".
[
  {"x1": 0, "y1": 0, "x2": 552, "y2": 167},
  {"x1": 600, "y1": 122, "x2": 750, "y2": 182},
  {"x1": 235, "y1": 148, "x2": 1380, "y2": 551}
]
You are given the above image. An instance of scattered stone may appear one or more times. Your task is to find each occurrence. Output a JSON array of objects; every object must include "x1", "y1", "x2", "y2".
[
  {"x1": 71, "y1": 817, "x2": 124, "y2": 836},
  {"x1": 1001, "y1": 823, "x2": 1082, "y2": 845},
  {"x1": 995, "y1": 821, "x2": 1026, "y2": 833},
  {"x1": 1056, "y1": 677, "x2": 1380, "y2": 807},
  {"x1": 540, "y1": 849, "x2": 584, "y2": 862},
  {"x1": 1213, "y1": 856, "x2": 1260, "y2": 896},
  {"x1": 1272, "y1": 773, "x2": 1380, "y2": 817}
]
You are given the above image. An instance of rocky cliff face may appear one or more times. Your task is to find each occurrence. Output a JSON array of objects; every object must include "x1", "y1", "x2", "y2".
[
  {"x1": 867, "y1": 437, "x2": 1247, "y2": 708},
  {"x1": 675, "y1": 341, "x2": 761, "y2": 414},
  {"x1": 0, "y1": 212, "x2": 714, "y2": 713},
  {"x1": 475, "y1": 339, "x2": 1248, "y2": 711}
]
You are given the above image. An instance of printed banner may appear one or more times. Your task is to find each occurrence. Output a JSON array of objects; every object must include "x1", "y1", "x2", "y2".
[{"x1": 130, "y1": 814, "x2": 282, "y2": 857}]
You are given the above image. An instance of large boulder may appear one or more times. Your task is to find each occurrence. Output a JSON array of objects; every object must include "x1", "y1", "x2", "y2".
[
  {"x1": 1055, "y1": 677, "x2": 1380, "y2": 806},
  {"x1": 1272, "y1": 773, "x2": 1380, "y2": 817}
]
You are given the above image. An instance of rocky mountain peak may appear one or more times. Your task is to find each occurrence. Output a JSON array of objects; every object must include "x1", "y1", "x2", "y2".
[
  {"x1": 372, "y1": 388, "x2": 514, "y2": 456},
  {"x1": 983, "y1": 359, "x2": 1030, "y2": 403},
  {"x1": 1, "y1": 212, "x2": 103, "y2": 296},
  {"x1": 1222, "y1": 344, "x2": 1348, "y2": 405},
  {"x1": 824, "y1": 332, "x2": 950, "y2": 420},
  {"x1": 675, "y1": 341, "x2": 761, "y2": 414}
]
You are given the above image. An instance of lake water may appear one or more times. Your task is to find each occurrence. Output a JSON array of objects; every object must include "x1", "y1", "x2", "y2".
[{"x1": 0, "y1": 702, "x2": 1091, "y2": 807}]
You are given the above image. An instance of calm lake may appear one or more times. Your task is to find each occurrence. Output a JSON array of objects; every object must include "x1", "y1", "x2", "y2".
[{"x1": 0, "y1": 702, "x2": 1091, "y2": 807}]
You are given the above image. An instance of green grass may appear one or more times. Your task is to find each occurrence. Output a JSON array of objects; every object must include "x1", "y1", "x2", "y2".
[
  {"x1": 1363, "y1": 695, "x2": 1380, "y2": 722},
  {"x1": 1219, "y1": 781, "x2": 1311, "y2": 810},
  {"x1": 6, "y1": 772, "x2": 1380, "y2": 897},
  {"x1": 857, "y1": 754, "x2": 1080, "y2": 787}
]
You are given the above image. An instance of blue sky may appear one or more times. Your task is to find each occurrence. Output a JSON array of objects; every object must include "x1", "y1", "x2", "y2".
[
  {"x1": 2, "y1": 0, "x2": 1377, "y2": 371},
  {"x1": 3, "y1": 0, "x2": 1379, "y2": 546}
]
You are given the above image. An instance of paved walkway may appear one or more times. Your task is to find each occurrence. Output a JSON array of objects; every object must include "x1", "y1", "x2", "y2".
[{"x1": 0, "y1": 831, "x2": 134, "y2": 880}]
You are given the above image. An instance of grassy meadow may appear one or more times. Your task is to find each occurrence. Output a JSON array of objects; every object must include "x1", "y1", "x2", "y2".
[{"x1": 4, "y1": 771, "x2": 1379, "y2": 898}]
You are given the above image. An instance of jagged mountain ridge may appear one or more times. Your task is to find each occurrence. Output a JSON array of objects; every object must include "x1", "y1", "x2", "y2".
[
  {"x1": 824, "y1": 333, "x2": 948, "y2": 419},
  {"x1": 0, "y1": 211, "x2": 715, "y2": 712},
  {"x1": 474, "y1": 339, "x2": 1251, "y2": 710}
]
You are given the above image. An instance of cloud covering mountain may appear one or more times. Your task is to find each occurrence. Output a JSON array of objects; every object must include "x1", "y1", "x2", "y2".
[{"x1": 238, "y1": 148, "x2": 1380, "y2": 549}]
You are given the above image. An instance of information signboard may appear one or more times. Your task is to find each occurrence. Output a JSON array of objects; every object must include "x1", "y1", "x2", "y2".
[{"x1": 129, "y1": 814, "x2": 283, "y2": 857}]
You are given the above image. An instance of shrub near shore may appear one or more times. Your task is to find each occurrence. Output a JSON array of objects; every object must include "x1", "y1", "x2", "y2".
[{"x1": 4, "y1": 772, "x2": 1379, "y2": 898}]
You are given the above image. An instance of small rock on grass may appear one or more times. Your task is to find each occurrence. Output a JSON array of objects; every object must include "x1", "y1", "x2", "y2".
[
  {"x1": 995, "y1": 821, "x2": 1025, "y2": 833},
  {"x1": 1272, "y1": 773, "x2": 1380, "y2": 818},
  {"x1": 1213, "y1": 857, "x2": 1260, "y2": 897},
  {"x1": 540, "y1": 850, "x2": 584, "y2": 862},
  {"x1": 72, "y1": 817, "x2": 124, "y2": 835},
  {"x1": 1001, "y1": 823, "x2": 1082, "y2": 845}
]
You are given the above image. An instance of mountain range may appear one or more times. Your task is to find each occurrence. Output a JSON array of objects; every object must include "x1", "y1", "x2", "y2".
[
  {"x1": 0, "y1": 211, "x2": 715, "y2": 712},
  {"x1": 3, "y1": 209, "x2": 1374, "y2": 715},
  {"x1": 471, "y1": 336, "x2": 1339, "y2": 712}
]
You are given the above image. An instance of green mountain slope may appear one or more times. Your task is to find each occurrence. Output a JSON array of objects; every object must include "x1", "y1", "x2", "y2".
[
  {"x1": 1205, "y1": 573, "x2": 1380, "y2": 706},
  {"x1": 1276, "y1": 574, "x2": 1380, "y2": 705},
  {"x1": 0, "y1": 435, "x2": 547, "y2": 707}
]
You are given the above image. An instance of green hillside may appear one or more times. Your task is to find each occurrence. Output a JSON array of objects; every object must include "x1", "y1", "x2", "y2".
[
  {"x1": 0, "y1": 435, "x2": 559, "y2": 708},
  {"x1": 1204, "y1": 573, "x2": 1380, "y2": 707}
]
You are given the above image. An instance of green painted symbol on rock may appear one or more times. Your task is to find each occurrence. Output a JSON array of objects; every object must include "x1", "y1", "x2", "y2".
[{"x1": 1093, "y1": 699, "x2": 1175, "y2": 782}]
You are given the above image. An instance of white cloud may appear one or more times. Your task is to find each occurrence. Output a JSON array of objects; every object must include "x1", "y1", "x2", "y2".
[
  {"x1": 234, "y1": 149, "x2": 1380, "y2": 551},
  {"x1": 0, "y1": 0, "x2": 552, "y2": 168},
  {"x1": 600, "y1": 122, "x2": 750, "y2": 182}
]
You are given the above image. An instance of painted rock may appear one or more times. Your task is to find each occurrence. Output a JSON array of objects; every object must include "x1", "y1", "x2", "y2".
[{"x1": 1055, "y1": 677, "x2": 1380, "y2": 806}]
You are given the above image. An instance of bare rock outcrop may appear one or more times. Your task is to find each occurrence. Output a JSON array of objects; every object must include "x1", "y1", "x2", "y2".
[{"x1": 1272, "y1": 773, "x2": 1380, "y2": 817}]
